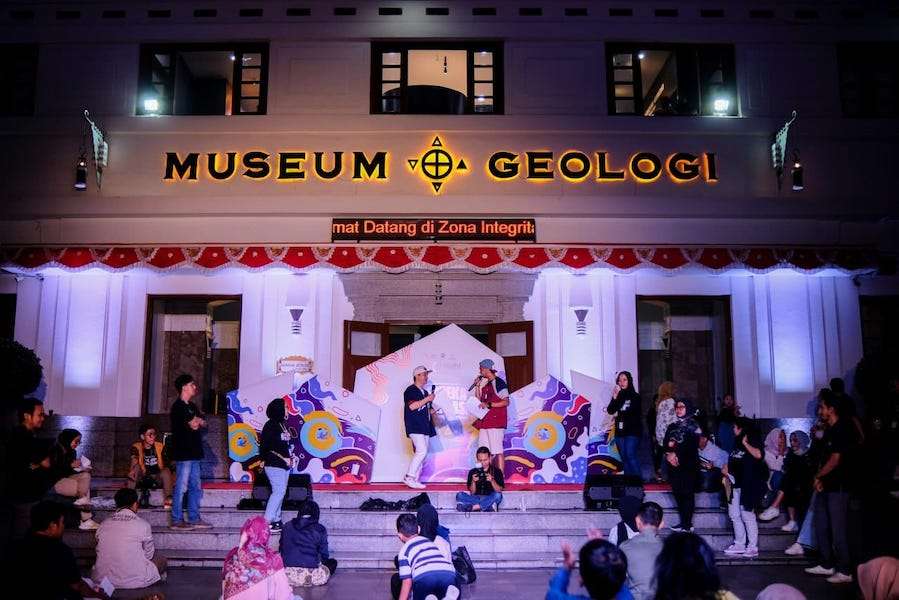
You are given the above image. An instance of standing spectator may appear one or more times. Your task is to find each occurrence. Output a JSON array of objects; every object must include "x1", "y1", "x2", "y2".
[
  {"x1": 49, "y1": 428, "x2": 99, "y2": 530},
  {"x1": 473, "y1": 358, "x2": 510, "y2": 474},
  {"x1": 403, "y1": 365, "x2": 436, "y2": 490},
  {"x1": 663, "y1": 398, "x2": 700, "y2": 533},
  {"x1": 724, "y1": 416, "x2": 766, "y2": 559},
  {"x1": 607, "y1": 371, "x2": 643, "y2": 479},
  {"x1": 805, "y1": 390, "x2": 859, "y2": 584},
  {"x1": 716, "y1": 393, "x2": 740, "y2": 453},
  {"x1": 169, "y1": 373, "x2": 211, "y2": 530},
  {"x1": 13, "y1": 500, "x2": 110, "y2": 599},
  {"x1": 760, "y1": 431, "x2": 813, "y2": 530},
  {"x1": 654, "y1": 532, "x2": 739, "y2": 600},
  {"x1": 260, "y1": 398, "x2": 292, "y2": 532},
  {"x1": 619, "y1": 502, "x2": 664, "y2": 600},
  {"x1": 127, "y1": 424, "x2": 172, "y2": 508},
  {"x1": 280, "y1": 500, "x2": 337, "y2": 587},
  {"x1": 605, "y1": 495, "x2": 640, "y2": 546},
  {"x1": 546, "y1": 539, "x2": 633, "y2": 600},
  {"x1": 654, "y1": 383, "x2": 678, "y2": 479},
  {"x1": 91, "y1": 487, "x2": 166, "y2": 590},
  {"x1": 456, "y1": 446, "x2": 504, "y2": 512},
  {"x1": 830, "y1": 378, "x2": 865, "y2": 443},
  {"x1": 785, "y1": 410, "x2": 828, "y2": 557},
  {"x1": 222, "y1": 516, "x2": 296, "y2": 600},
  {"x1": 395, "y1": 513, "x2": 458, "y2": 600}
]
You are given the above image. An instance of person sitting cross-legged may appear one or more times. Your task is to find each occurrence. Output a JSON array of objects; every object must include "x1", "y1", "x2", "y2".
[
  {"x1": 455, "y1": 446, "x2": 504, "y2": 512},
  {"x1": 91, "y1": 487, "x2": 167, "y2": 590},
  {"x1": 546, "y1": 539, "x2": 634, "y2": 600},
  {"x1": 619, "y1": 502, "x2": 664, "y2": 600},
  {"x1": 280, "y1": 500, "x2": 337, "y2": 587},
  {"x1": 395, "y1": 513, "x2": 459, "y2": 600}
]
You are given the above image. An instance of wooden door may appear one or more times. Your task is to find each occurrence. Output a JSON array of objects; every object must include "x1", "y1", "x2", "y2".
[
  {"x1": 488, "y1": 321, "x2": 534, "y2": 392},
  {"x1": 342, "y1": 320, "x2": 390, "y2": 391}
]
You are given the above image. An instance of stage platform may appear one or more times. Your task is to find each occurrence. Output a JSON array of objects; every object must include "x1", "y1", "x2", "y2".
[{"x1": 64, "y1": 480, "x2": 810, "y2": 570}]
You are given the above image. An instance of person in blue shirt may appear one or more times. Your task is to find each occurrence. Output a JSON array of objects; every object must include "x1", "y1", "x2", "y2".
[{"x1": 546, "y1": 538, "x2": 634, "y2": 600}]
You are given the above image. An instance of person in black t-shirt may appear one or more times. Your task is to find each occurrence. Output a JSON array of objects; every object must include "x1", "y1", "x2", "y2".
[
  {"x1": 402, "y1": 365, "x2": 437, "y2": 490},
  {"x1": 805, "y1": 390, "x2": 859, "y2": 584},
  {"x1": 260, "y1": 398, "x2": 293, "y2": 532},
  {"x1": 723, "y1": 417, "x2": 766, "y2": 558},
  {"x1": 663, "y1": 398, "x2": 701, "y2": 533},
  {"x1": 169, "y1": 373, "x2": 211, "y2": 530},
  {"x1": 456, "y1": 446, "x2": 504, "y2": 512},
  {"x1": 607, "y1": 370, "x2": 643, "y2": 479},
  {"x1": 14, "y1": 501, "x2": 110, "y2": 600}
]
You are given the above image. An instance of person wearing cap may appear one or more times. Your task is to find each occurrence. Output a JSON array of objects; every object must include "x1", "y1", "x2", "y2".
[
  {"x1": 403, "y1": 365, "x2": 437, "y2": 489},
  {"x1": 471, "y1": 358, "x2": 510, "y2": 474}
]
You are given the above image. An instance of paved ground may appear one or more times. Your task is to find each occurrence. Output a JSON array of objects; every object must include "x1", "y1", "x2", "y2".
[{"x1": 114, "y1": 566, "x2": 859, "y2": 600}]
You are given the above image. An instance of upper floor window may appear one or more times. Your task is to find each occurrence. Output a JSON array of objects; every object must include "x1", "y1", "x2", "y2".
[
  {"x1": 137, "y1": 43, "x2": 268, "y2": 116},
  {"x1": 0, "y1": 44, "x2": 38, "y2": 116},
  {"x1": 371, "y1": 42, "x2": 503, "y2": 114},
  {"x1": 838, "y1": 43, "x2": 899, "y2": 117},
  {"x1": 607, "y1": 43, "x2": 737, "y2": 117}
]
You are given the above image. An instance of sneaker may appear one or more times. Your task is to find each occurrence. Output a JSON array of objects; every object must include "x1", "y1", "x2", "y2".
[
  {"x1": 190, "y1": 519, "x2": 213, "y2": 529},
  {"x1": 456, "y1": 503, "x2": 473, "y2": 513},
  {"x1": 724, "y1": 544, "x2": 746, "y2": 555},
  {"x1": 805, "y1": 565, "x2": 836, "y2": 576},
  {"x1": 404, "y1": 476, "x2": 425, "y2": 490},
  {"x1": 784, "y1": 542, "x2": 805, "y2": 556},
  {"x1": 445, "y1": 586, "x2": 461, "y2": 600},
  {"x1": 670, "y1": 524, "x2": 694, "y2": 533},
  {"x1": 170, "y1": 521, "x2": 195, "y2": 531},
  {"x1": 780, "y1": 520, "x2": 799, "y2": 533},
  {"x1": 269, "y1": 521, "x2": 283, "y2": 533},
  {"x1": 742, "y1": 546, "x2": 759, "y2": 558},
  {"x1": 73, "y1": 496, "x2": 92, "y2": 507},
  {"x1": 79, "y1": 519, "x2": 100, "y2": 530},
  {"x1": 826, "y1": 572, "x2": 853, "y2": 584},
  {"x1": 759, "y1": 506, "x2": 780, "y2": 521}
]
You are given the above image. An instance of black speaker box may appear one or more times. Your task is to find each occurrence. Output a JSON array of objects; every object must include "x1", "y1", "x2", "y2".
[
  {"x1": 583, "y1": 474, "x2": 644, "y2": 511},
  {"x1": 251, "y1": 471, "x2": 313, "y2": 510}
]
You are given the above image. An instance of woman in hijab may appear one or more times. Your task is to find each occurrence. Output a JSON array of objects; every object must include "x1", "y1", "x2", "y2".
[
  {"x1": 663, "y1": 398, "x2": 701, "y2": 533},
  {"x1": 724, "y1": 416, "x2": 766, "y2": 559},
  {"x1": 260, "y1": 398, "x2": 293, "y2": 532},
  {"x1": 606, "y1": 494, "x2": 640, "y2": 545},
  {"x1": 654, "y1": 382, "x2": 678, "y2": 481},
  {"x1": 222, "y1": 516, "x2": 296, "y2": 600},
  {"x1": 858, "y1": 556, "x2": 899, "y2": 600},
  {"x1": 49, "y1": 428, "x2": 99, "y2": 530},
  {"x1": 756, "y1": 583, "x2": 806, "y2": 600},
  {"x1": 607, "y1": 371, "x2": 643, "y2": 479},
  {"x1": 761, "y1": 430, "x2": 813, "y2": 532},
  {"x1": 280, "y1": 500, "x2": 336, "y2": 587},
  {"x1": 416, "y1": 504, "x2": 451, "y2": 560},
  {"x1": 760, "y1": 428, "x2": 787, "y2": 512}
]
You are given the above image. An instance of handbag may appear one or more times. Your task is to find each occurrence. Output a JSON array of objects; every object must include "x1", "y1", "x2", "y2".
[{"x1": 452, "y1": 546, "x2": 477, "y2": 584}]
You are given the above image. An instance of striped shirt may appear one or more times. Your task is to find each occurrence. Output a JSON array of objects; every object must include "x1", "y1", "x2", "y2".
[{"x1": 398, "y1": 536, "x2": 456, "y2": 581}]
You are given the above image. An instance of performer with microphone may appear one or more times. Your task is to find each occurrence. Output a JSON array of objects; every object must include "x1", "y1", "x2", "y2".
[
  {"x1": 471, "y1": 359, "x2": 510, "y2": 474},
  {"x1": 403, "y1": 365, "x2": 436, "y2": 489}
]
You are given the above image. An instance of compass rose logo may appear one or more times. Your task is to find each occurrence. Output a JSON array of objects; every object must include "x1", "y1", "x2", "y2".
[{"x1": 407, "y1": 136, "x2": 468, "y2": 194}]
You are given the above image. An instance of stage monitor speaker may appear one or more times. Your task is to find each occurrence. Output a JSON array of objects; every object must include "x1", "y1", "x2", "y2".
[
  {"x1": 250, "y1": 472, "x2": 313, "y2": 509},
  {"x1": 583, "y1": 474, "x2": 644, "y2": 511}
]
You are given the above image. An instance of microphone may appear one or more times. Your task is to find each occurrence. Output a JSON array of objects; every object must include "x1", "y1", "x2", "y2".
[
  {"x1": 431, "y1": 385, "x2": 436, "y2": 395},
  {"x1": 468, "y1": 376, "x2": 483, "y2": 392}
]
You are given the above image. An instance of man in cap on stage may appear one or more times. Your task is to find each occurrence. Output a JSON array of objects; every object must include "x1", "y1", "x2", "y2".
[{"x1": 403, "y1": 365, "x2": 437, "y2": 489}]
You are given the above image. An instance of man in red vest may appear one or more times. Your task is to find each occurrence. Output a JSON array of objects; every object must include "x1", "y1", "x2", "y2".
[{"x1": 471, "y1": 359, "x2": 510, "y2": 474}]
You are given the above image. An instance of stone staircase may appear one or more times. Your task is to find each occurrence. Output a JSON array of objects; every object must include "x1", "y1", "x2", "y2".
[{"x1": 65, "y1": 482, "x2": 811, "y2": 570}]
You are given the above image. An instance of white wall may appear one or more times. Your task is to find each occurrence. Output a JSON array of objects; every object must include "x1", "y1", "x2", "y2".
[
  {"x1": 13, "y1": 268, "x2": 351, "y2": 416},
  {"x1": 526, "y1": 268, "x2": 864, "y2": 418}
]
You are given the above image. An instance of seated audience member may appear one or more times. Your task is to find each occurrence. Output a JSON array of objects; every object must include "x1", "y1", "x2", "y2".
[
  {"x1": 546, "y1": 539, "x2": 633, "y2": 600},
  {"x1": 456, "y1": 446, "x2": 504, "y2": 512},
  {"x1": 654, "y1": 532, "x2": 739, "y2": 600},
  {"x1": 755, "y1": 584, "x2": 806, "y2": 600},
  {"x1": 280, "y1": 500, "x2": 337, "y2": 587},
  {"x1": 396, "y1": 513, "x2": 458, "y2": 600},
  {"x1": 128, "y1": 424, "x2": 173, "y2": 508},
  {"x1": 858, "y1": 556, "x2": 899, "y2": 600},
  {"x1": 92, "y1": 487, "x2": 166, "y2": 589},
  {"x1": 222, "y1": 516, "x2": 296, "y2": 600},
  {"x1": 417, "y1": 504, "x2": 452, "y2": 560},
  {"x1": 760, "y1": 431, "x2": 813, "y2": 531},
  {"x1": 619, "y1": 502, "x2": 664, "y2": 600},
  {"x1": 762, "y1": 427, "x2": 787, "y2": 507},
  {"x1": 606, "y1": 495, "x2": 640, "y2": 546},
  {"x1": 14, "y1": 500, "x2": 110, "y2": 599},
  {"x1": 698, "y1": 428, "x2": 729, "y2": 493},
  {"x1": 49, "y1": 428, "x2": 99, "y2": 530}
]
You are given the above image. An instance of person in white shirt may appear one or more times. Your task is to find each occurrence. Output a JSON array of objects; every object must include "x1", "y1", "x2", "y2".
[{"x1": 91, "y1": 487, "x2": 166, "y2": 589}]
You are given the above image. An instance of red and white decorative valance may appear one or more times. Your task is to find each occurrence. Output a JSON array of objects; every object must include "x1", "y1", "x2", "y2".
[{"x1": 0, "y1": 245, "x2": 876, "y2": 274}]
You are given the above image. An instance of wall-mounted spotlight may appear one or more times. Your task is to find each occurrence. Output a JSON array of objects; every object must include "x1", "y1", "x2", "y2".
[
  {"x1": 74, "y1": 155, "x2": 88, "y2": 190},
  {"x1": 143, "y1": 97, "x2": 160, "y2": 114},
  {"x1": 713, "y1": 98, "x2": 730, "y2": 116},
  {"x1": 791, "y1": 150, "x2": 804, "y2": 192}
]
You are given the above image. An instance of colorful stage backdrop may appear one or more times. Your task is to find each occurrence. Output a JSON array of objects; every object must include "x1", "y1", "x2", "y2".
[
  {"x1": 227, "y1": 373, "x2": 380, "y2": 483},
  {"x1": 226, "y1": 325, "x2": 602, "y2": 484}
]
